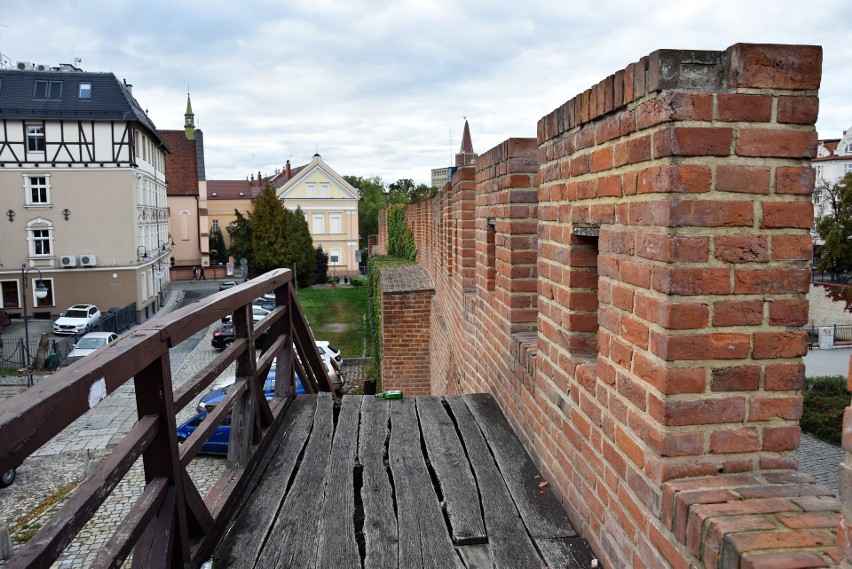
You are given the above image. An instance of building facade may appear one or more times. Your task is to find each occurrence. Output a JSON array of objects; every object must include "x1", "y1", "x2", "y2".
[
  {"x1": 0, "y1": 62, "x2": 171, "y2": 321},
  {"x1": 813, "y1": 127, "x2": 852, "y2": 241}
]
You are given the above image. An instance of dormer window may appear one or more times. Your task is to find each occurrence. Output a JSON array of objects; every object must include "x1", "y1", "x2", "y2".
[
  {"x1": 33, "y1": 80, "x2": 62, "y2": 100},
  {"x1": 78, "y1": 82, "x2": 91, "y2": 99}
]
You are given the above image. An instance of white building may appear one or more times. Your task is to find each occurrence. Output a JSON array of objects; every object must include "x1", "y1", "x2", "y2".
[{"x1": 813, "y1": 127, "x2": 852, "y2": 239}]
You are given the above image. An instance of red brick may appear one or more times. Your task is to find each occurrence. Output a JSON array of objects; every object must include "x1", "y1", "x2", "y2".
[
  {"x1": 654, "y1": 127, "x2": 733, "y2": 157},
  {"x1": 772, "y1": 234, "x2": 813, "y2": 261},
  {"x1": 715, "y1": 235, "x2": 769, "y2": 263},
  {"x1": 741, "y1": 550, "x2": 830, "y2": 569},
  {"x1": 777, "y1": 96, "x2": 820, "y2": 125},
  {"x1": 636, "y1": 92, "x2": 714, "y2": 128},
  {"x1": 776, "y1": 166, "x2": 816, "y2": 195},
  {"x1": 725, "y1": 44, "x2": 822, "y2": 90},
  {"x1": 717, "y1": 94, "x2": 772, "y2": 122},
  {"x1": 635, "y1": 234, "x2": 709, "y2": 263},
  {"x1": 711, "y1": 428, "x2": 759, "y2": 453},
  {"x1": 652, "y1": 267, "x2": 731, "y2": 296},
  {"x1": 637, "y1": 165, "x2": 711, "y2": 195},
  {"x1": 713, "y1": 300, "x2": 763, "y2": 327},
  {"x1": 627, "y1": 136, "x2": 652, "y2": 164},
  {"x1": 760, "y1": 201, "x2": 814, "y2": 229},
  {"x1": 753, "y1": 331, "x2": 808, "y2": 359},
  {"x1": 749, "y1": 394, "x2": 803, "y2": 421},
  {"x1": 591, "y1": 147, "x2": 613, "y2": 173},
  {"x1": 633, "y1": 352, "x2": 707, "y2": 394},
  {"x1": 650, "y1": 395, "x2": 747, "y2": 426},
  {"x1": 635, "y1": 294, "x2": 709, "y2": 330},
  {"x1": 716, "y1": 165, "x2": 771, "y2": 194},
  {"x1": 763, "y1": 425, "x2": 802, "y2": 452},
  {"x1": 711, "y1": 365, "x2": 761, "y2": 392},
  {"x1": 768, "y1": 299, "x2": 809, "y2": 326},
  {"x1": 765, "y1": 363, "x2": 805, "y2": 391},
  {"x1": 734, "y1": 268, "x2": 810, "y2": 294},
  {"x1": 669, "y1": 200, "x2": 753, "y2": 227},
  {"x1": 653, "y1": 332, "x2": 750, "y2": 361},
  {"x1": 737, "y1": 129, "x2": 818, "y2": 159}
]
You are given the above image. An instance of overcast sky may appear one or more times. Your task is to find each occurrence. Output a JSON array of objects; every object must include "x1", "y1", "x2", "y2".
[{"x1": 2, "y1": 1, "x2": 850, "y2": 186}]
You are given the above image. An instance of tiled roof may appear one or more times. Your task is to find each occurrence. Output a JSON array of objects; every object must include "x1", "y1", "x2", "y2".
[
  {"x1": 0, "y1": 67, "x2": 164, "y2": 147},
  {"x1": 161, "y1": 130, "x2": 199, "y2": 196},
  {"x1": 207, "y1": 179, "x2": 260, "y2": 200},
  {"x1": 815, "y1": 139, "x2": 847, "y2": 162}
]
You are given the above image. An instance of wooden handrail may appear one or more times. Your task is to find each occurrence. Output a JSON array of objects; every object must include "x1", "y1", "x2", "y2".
[{"x1": 0, "y1": 268, "x2": 334, "y2": 567}]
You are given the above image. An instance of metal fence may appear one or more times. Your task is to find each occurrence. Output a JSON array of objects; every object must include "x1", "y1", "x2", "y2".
[
  {"x1": 807, "y1": 324, "x2": 852, "y2": 346},
  {"x1": 0, "y1": 302, "x2": 137, "y2": 370},
  {"x1": 812, "y1": 271, "x2": 852, "y2": 284}
]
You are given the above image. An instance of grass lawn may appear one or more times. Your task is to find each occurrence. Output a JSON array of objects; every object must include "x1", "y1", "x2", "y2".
[{"x1": 295, "y1": 285, "x2": 370, "y2": 359}]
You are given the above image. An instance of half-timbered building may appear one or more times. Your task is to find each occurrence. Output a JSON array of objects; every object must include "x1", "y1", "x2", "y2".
[{"x1": 0, "y1": 62, "x2": 171, "y2": 322}]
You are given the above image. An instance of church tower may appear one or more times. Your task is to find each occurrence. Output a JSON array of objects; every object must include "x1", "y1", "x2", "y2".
[{"x1": 184, "y1": 93, "x2": 196, "y2": 140}]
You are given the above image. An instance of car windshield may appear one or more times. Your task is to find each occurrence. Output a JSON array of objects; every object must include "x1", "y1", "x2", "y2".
[
  {"x1": 75, "y1": 337, "x2": 106, "y2": 349},
  {"x1": 62, "y1": 309, "x2": 89, "y2": 319}
]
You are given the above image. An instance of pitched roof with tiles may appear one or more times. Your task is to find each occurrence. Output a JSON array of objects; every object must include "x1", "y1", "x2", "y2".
[
  {"x1": 207, "y1": 179, "x2": 259, "y2": 200},
  {"x1": 161, "y1": 130, "x2": 201, "y2": 196},
  {"x1": 0, "y1": 67, "x2": 165, "y2": 146}
]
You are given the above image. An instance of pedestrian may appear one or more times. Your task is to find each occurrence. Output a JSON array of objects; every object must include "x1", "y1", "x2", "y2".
[
  {"x1": 192, "y1": 267, "x2": 198, "y2": 280},
  {"x1": 200, "y1": 267, "x2": 206, "y2": 280}
]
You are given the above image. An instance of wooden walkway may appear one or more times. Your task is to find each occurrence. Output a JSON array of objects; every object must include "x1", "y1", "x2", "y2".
[{"x1": 214, "y1": 393, "x2": 595, "y2": 568}]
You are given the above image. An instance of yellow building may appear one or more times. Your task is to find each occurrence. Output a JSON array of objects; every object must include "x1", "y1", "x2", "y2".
[{"x1": 272, "y1": 154, "x2": 360, "y2": 277}]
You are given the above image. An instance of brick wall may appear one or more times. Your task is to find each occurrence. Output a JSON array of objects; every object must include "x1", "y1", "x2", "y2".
[{"x1": 378, "y1": 44, "x2": 841, "y2": 568}]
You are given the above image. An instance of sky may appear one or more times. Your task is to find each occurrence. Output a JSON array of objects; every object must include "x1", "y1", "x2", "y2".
[{"x1": 2, "y1": 0, "x2": 850, "y2": 187}]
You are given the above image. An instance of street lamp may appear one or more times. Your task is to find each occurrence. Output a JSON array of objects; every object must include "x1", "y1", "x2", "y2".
[
  {"x1": 21, "y1": 265, "x2": 48, "y2": 386},
  {"x1": 137, "y1": 245, "x2": 149, "y2": 262}
]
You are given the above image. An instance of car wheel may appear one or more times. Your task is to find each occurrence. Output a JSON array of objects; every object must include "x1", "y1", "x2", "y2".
[{"x1": 1, "y1": 467, "x2": 16, "y2": 488}]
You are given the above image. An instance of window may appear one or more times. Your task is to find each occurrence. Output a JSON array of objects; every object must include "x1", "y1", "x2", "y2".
[
  {"x1": 320, "y1": 183, "x2": 330, "y2": 198},
  {"x1": 27, "y1": 218, "x2": 53, "y2": 258},
  {"x1": 814, "y1": 190, "x2": 822, "y2": 206},
  {"x1": 815, "y1": 165, "x2": 823, "y2": 180},
  {"x1": 33, "y1": 80, "x2": 62, "y2": 99},
  {"x1": 78, "y1": 82, "x2": 91, "y2": 99},
  {"x1": 1, "y1": 280, "x2": 20, "y2": 308},
  {"x1": 27, "y1": 124, "x2": 45, "y2": 152},
  {"x1": 25, "y1": 175, "x2": 50, "y2": 205},
  {"x1": 845, "y1": 163, "x2": 852, "y2": 175},
  {"x1": 212, "y1": 219, "x2": 219, "y2": 232},
  {"x1": 312, "y1": 214, "x2": 324, "y2": 234},
  {"x1": 329, "y1": 213, "x2": 342, "y2": 234},
  {"x1": 306, "y1": 183, "x2": 316, "y2": 198},
  {"x1": 330, "y1": 248, "x2": 341, "y2": 265},
  {"x1": 33, "y1": 278, "x2": 54, "y2": 307}
]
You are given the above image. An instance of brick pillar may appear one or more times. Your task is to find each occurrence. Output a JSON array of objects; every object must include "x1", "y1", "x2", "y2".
[
  {"x1": 451, "y1": 166, "x2": 476, "y2": 289},
  {"x1": 376, "y1": 208, "x2": 388, "y2": 255},
  {"x1": 537, "y1": 44, "x2": 835, "y2": 568}
]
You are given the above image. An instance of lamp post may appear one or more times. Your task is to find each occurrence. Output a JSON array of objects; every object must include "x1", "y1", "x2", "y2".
[{"x1": 21, "y1": 265, "x2": 49, "y2": 386}]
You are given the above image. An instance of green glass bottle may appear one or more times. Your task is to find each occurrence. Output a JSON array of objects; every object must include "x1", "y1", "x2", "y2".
[{"x1": 375, "y1": 390, "x2": 403, "y2": 400}]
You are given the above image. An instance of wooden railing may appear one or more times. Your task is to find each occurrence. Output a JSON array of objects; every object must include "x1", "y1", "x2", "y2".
[{"x1": 0, "y1": 269, "x2": 334, "y2": 568}]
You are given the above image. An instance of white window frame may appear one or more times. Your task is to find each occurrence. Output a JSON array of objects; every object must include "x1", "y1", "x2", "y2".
[
  {"x1": 330, "y1": 247, "x2": 342, "y2": 265},
  {"x1": 329, "y1": 213, "x2": 342, "y2": 234},
  {"x1": 845, "y1": 163, "x2": 852, "y2": 175},
  {"x1": 27, "y1": 123, "x2": 45, "y2": 152},
  {"x1": 26, "y1": 217, "x2": 54, "y2": 258},
  {"x1": 306, "y1": 183, "x2": 316, "y2": 198},
  {"x1": 320, "y1": 183, "x2": 330, "y2": 198},
  {"x1": 312, "y1": 214, "x2": 324, "y2": 234},
  {"x1": 78, "y1": 82, "x2": 92, "y2": 99},
  {"x1": 33, "y1": 277, "x2": 55, "y2": 308},
  {"x1": 25, "y1": 174, "x2": 51, "y2": 206},
  {"x1": 0, "y1": 279, "x2": 20, "y2": 309},
  {"x1": 815, "y1": 165, "x2": 823, "y2": 180}
]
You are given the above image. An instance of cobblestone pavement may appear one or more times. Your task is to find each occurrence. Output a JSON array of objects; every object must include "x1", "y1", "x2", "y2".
[{"x1": 0, "y1": 282, "x2": 370, "y2": 566}]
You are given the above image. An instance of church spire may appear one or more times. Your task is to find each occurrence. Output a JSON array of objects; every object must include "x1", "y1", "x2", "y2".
[
  {"x1": 184, "y1": 92, "x2": 196, "y2": 140},
  {"x1": 455, "y1": 118, "x2": 476, "y2": 167}
]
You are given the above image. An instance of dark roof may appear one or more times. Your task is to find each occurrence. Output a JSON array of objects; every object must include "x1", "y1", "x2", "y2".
[
  {"x1": 0, "y1": 67, "x2": 165, "y2": 147},
  {"x1": 207, "y1": 179, "x2": 259, "y2": 200},
  {"x1": 160, "y1": 130, "x2": 200, "y2": 196}
]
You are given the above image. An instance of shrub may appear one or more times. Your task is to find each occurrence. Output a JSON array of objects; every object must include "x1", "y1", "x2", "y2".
[{"x1": 801, "y1": 375, "x2": 848, "y2": 445}]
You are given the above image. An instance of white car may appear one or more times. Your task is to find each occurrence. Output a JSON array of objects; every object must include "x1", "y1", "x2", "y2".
[
  {"x1": 221, "y1": 304, "x2": 270, "y2": 324},
  {"x1": 68, "y1": 332, "x2": 119, "y2": 358},
  {"x1": 316, "y1": 341, "x2": 342, "y2": 366},
  {"x1": 53, "y1": 304, "x2": 101, "y2": 335}
]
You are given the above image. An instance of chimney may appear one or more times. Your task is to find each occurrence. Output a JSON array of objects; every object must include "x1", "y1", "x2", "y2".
[
  {"x1": 258, "y1": 171, "x2": 262, "y2": 186},
  {"x1": 285, "y1": 160, "x2": 291, "y2": 180}
]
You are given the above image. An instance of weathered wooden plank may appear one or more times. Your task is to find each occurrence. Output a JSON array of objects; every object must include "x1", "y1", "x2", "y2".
[
  {"x1": 359, "y1": 395, "x2": 398, "y2": 568},
  {"x1": 463, "y1": 393, "x2": 577, "y2": 539},
  {"x1": 456, "y1": 544, "x2": 492, "y2": 569},
  {"x1": 536, "y1": 537, "x2": 598, "y2": 569},
  {"x1": 445, "y1": 396, "x2": 544, "y2": 569},
  {"x1": 389, "y1": 397, "x2": 463, "y2": 569},
  {"x1": 254, "y1": 393, "x2": 335, "y2": 568},
  {"x1": 316, "y1": 396, "x2": 362, "y2": 568},
  {"x1": 416, "y1": 396, "x2": 486, "y2": 544},
  {"x1": 213, "y1": 396, "x2": 316, "y2": 568}
]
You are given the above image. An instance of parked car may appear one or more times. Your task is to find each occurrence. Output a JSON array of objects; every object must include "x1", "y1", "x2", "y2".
[
  {"x1": 221, "y1": 304, "x2": 270, "y2": 324},
  {"x1": 218, "y1": 281, "x2": 237, "y2": 291},
  {"x1": 253, "y1": 297, "x2": 276, "y2": 311},
  {"x1": 68, "y1": 332, "x2": 119, "y2": 358},
  {"x1": 316, "y1": 341, "x2": 342, "y2": 366},
  {"x1": 1, "y1": 466, "x2": 15, "y2": 488},
  {"x1": 198, "y1": 370, "x2": 305, "y2": 412},
  {"x1": 53, "y1": 304, "x2": 101, "y2": 335},
  {"x1": 210, "y1": 323, "x2": 268, "y2": 350}
]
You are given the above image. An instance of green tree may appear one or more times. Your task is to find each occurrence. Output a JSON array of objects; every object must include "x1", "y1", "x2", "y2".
[
  {"x1": 284, "y1": 206, "x2": 316, "y2": 288},
  {"x1": 816, "y1": 173, "x2": 852, "y2": 275},
  {"x1": 315, "y1": 247, "x2": 329, "y2": 283},
  {"x1": 387, "y1": 178, "x2": 414, "y2": 205},
  {"x1": 227, "y1": 210, "x2": 253, "y2": 265},
  {"x1": 209, "y1": 226, "x2": 228, "y2": 265},
  {"x1": 347, "y1": 175, "x2": 388, "y2": 249}
]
